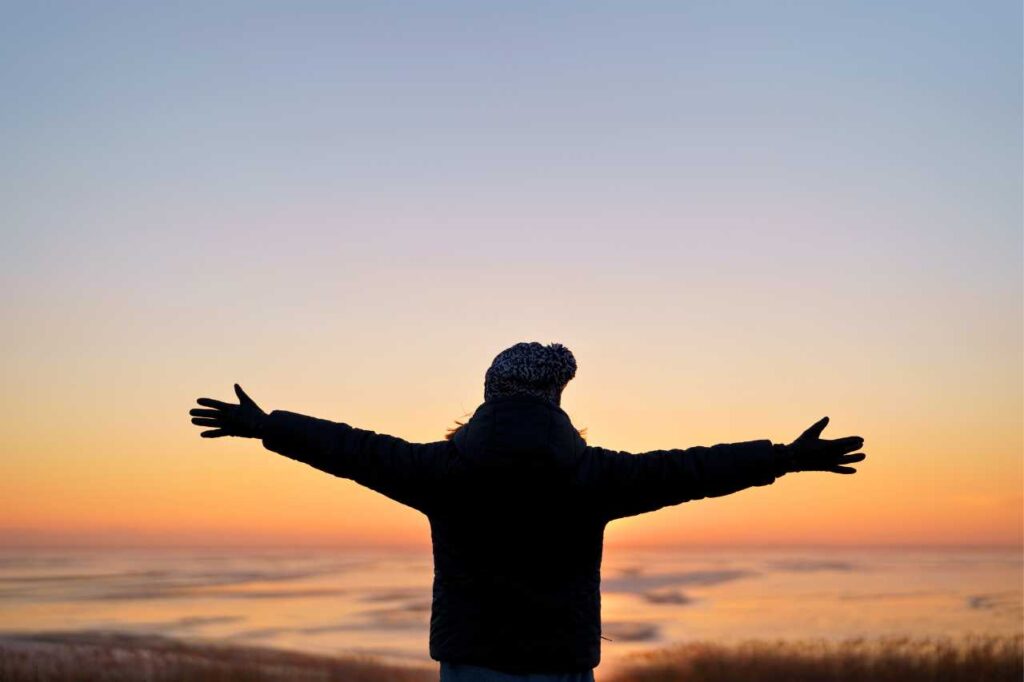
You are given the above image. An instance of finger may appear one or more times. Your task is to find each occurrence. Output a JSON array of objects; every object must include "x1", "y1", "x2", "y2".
[
  {"x1": 191, "y1": 417, "x2": 222, "y2": 427},
  {"x1": 828, "y1": 465, "x2": 857, "y2": 474},
  {"x1": 235, "y1": 384, "x2": 255, "y2": 407},
  {"x1": 838, "y1": 452, "x2": 866, "y2": 464},
  {"x1": 189, "y1": 409, "x2": 222, "y2": 418},
  {"x1": 197, "y1": 398, "x2": 234, "y2": 410},
  {"x1": 826, "y1": 436, "x2": 864, "y2": 455},
  {"x1": 200, "y1": 429, "x2": 230, "y2": 438},
  {"x1": 801, "y1": 416, "x2": 829, "y2": 440}
]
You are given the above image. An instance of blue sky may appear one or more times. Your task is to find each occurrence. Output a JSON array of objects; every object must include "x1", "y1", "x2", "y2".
[{"x1": 1, "y1": 1, "x2": 1020, "y2": 546}]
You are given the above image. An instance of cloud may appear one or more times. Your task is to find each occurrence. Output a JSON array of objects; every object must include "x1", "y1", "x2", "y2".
[
  {"x1": 838, "y1": 591, "x2": 937, "y2": 601},
  {"x1": 966, "y1": 592, "x2": 1021, "y2": 614},
  {"x1": 603, "y1": 569, "x2": 755, "y2": 593},
  {"x1": 602, "y1": 622, "x2": 660, "y2": 642},
  {"x1": 641, "y1": 590, "x2": 694, "y2": 605},
  {"x1": 767, "y1": 560, "x2": 858, "y2": 572},
  {"x1": 0, "y1": 565, "x2": 356, "y2": 602}
]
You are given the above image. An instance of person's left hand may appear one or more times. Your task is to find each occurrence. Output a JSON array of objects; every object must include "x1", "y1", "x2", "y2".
[
  {"x1": 190, "y1": 384, "x2": 267, "y2": 439},
  {"x1": 781, "y1": 416, "x2": 865, "y2": 474}
]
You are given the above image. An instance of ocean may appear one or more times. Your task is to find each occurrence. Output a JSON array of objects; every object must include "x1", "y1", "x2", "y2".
[{"x1": 0, "y1": 546, "x2": 1019, "y2": 666}]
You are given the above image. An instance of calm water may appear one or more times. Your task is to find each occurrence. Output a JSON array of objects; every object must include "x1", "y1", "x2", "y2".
[{"x1": 0, "y1": 546, "x2": 1019, "y2": 665}]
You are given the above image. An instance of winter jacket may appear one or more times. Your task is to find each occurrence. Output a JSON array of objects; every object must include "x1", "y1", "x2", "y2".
[{"x1": 260, "y1": 393, "x2": 788, "y2": 673}]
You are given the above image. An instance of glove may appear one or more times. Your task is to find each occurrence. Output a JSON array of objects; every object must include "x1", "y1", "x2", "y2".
[
  {"x1": 775, "y1": 416, "x2": 865, "y2": 475},
  {"x1": 190, "y1": 384, "x2": 268, "y2": 439}
]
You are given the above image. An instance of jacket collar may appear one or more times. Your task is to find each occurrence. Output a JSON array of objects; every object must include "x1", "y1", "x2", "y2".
[
  {"x1": 452, "y1": 393, "x2": 584, "y2": 467},
  {"x1": 481, "y1": 392, "x2": 569, "y2": 416}
]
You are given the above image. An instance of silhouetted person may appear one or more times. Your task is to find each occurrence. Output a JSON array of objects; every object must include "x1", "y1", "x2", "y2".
[{"x1": 190, "y1": 341, "x2": 865, "y2": 682}]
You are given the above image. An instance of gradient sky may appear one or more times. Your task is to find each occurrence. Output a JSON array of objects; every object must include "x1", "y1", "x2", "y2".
[{"x1": 1, "y1": 1, "x2": 1020, "y2": 548}]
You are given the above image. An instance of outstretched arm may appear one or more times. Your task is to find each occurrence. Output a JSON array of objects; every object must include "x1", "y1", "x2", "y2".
[
  {"x1": 581, "y1": 416, "x2": 865, "y2": 520},
  {"x1": 190, "y1": 385, "x2": 450, "y2": 513}
]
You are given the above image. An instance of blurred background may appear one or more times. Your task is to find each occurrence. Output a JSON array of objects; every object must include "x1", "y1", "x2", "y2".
[{"x1": 1, "y1": 0, "x2": 1020, "y2": 671}]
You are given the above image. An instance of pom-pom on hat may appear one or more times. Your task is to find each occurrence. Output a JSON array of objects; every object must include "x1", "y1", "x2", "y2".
[{"x1": 484, "y1": 342, "x2": 577, "y2": 406}]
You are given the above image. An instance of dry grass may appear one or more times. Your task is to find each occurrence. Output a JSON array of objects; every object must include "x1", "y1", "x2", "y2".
[
  {"x1": 605, "y1": 634, "x2": 1024, "y2": 682},
  {"x1": 3, "y1": 631, "x2": 1022, "y2": 681},
  {"x1": 0, "y1": 631, "x2": 438, "y2": 682}
]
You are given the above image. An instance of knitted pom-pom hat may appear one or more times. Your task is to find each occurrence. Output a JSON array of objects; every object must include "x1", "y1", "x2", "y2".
[{"x1": 483, "y1": 342, "x2": 577, "y2": 406}]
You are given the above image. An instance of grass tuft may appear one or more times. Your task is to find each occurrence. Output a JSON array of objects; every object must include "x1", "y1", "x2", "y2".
[
  {"x1": 0, "y1": 631, "x2": 436, "y2": 682},
  {"x1": 605, "y1": 634, "x2": 1024, "y2": 682}
]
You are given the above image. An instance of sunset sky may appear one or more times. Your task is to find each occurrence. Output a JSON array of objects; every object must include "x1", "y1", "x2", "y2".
[{"x1": 2, "y1": 1, "x2": 1020, "y2": 548}]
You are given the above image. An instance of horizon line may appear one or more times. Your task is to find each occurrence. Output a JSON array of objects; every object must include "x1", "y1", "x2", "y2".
[{"x1": 2, "y1": 542, "x2": 1021, "y2": 551}]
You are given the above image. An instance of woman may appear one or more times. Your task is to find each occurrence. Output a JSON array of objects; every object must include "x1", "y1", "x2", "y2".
[{"x1": 189, "y1": 341, "x2": 865, "y2": 682}]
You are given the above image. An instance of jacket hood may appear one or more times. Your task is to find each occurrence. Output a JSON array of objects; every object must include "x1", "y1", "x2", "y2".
[{"x1": 451, "y1": 394, "x2": 586, "y2": 470}]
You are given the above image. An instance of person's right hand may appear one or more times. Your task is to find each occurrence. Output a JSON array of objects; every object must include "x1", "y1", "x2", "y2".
[
  {"x1": 779, "y1": 417, "x2": 866, "y2": 474},
  {"x1": 189, "y1": 384, "x2": 267, "y2": 439}
]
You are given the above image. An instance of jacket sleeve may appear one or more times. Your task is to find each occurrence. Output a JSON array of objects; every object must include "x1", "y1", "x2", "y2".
[
  {"x1": 260, "y1": 409, "x2": 450, "y2": 514},
  {"x1": 579, "y1": 439, "x2": 789, "y2": 520}
]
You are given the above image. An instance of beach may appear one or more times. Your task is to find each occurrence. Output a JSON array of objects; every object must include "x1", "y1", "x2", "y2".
[{"x1": 1, "y1": 546, "x2": 1020, "y2": 679}]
